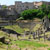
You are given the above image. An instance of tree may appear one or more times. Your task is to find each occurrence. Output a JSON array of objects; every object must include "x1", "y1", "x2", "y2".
[
  {"x1": 47, "y1": 5, "x2": 50, "y2": 19},
  {"x1": 48, "y1": 5, "x2": 50, "y2": 11},
  {"x1": 37, "y1": 10, "x2": 45, "y2": 19},
  {"x1": 48, "y1": 13, "x2": 50, "y2": 19},
  {"x1": 41, "y1": 4, "x2": 50, "y2": 16},
  {"x1": 21, "y1": 9, "x2": 44, "y2": 20},
  {"x1": 2, "y1": 5, "x2": 7, "y2": 9},
  {"x1": 21, "y1": 9, "x2": 35, "y2": 20}
]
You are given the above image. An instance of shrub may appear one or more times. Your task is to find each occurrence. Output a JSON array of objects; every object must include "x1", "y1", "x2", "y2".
[
  {"x1": 48, "y1": 13, "x2": 50, "y2": 19},
  {"x1": 21, "y1": 9, "x2": 44, "y2": 20}
]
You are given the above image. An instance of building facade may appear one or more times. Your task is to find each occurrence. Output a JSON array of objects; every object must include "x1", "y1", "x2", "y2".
[
  {"x1": 15, "y1": 1, "x2": 35, "y2": 13},
  {"x1": 14, "y1": 1, "x2": 50, "y2": 14},
  {"x1": 34, "y1": 2, "x2": 42, "y2": 8},
  {"x1": 7, "y1": 5, "x2": 15, "y2": 10}
]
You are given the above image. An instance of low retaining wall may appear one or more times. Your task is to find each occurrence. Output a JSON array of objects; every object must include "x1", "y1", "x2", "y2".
[{"x1": 17, "y1": 20, "x2": 42, "y2": 28}]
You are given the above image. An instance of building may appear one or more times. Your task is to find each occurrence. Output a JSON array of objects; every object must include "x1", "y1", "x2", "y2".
[
  {"x1": 34, "y1": 2, "x2": 42, "y2": 8},
  {"x1": 7, "y1": 5, "x2": 15, "y2": 10},
  {"x1": 15, "y1": 1, "x2": 35, "y2": 13},
  {"x1": 6, "y1": 1, "x2": 50, "y2": 14},
  {"x1": 14, "y1": 1, "x2": 50, "y2": 13},
  {"x1": 42, "y1": 1, "x2": 50, "y2": 5},
  {"x1": 0, "y1": 1, "x2": 50, "y2": 14},
  {"x1": 34, "y1": 1, "x2": 50, "y2": 8}
]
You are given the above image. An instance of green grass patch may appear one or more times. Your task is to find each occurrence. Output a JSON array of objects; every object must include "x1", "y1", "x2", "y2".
[
  {"x1": 4, "y1": 25, "x2": 24, "y2": 34},
  {"x1": 48, "y1": 48, "x2": 50, "y2": 50},
  {"x1": 11, "y1": 40, "x2": 48, "y2": 48},
  {"x1": 0, "y1": 31, "x2": 6, "y2": 36}
]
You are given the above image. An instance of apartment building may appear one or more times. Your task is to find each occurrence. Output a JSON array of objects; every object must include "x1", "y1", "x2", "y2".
[{"x1": 15, "y1": 1, "x2": 35, "y2": 13}]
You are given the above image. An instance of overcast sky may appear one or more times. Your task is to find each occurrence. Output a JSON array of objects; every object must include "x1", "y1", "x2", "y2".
[{"x1": 0, "y1": 0, "x2": 49, "y2": 5}]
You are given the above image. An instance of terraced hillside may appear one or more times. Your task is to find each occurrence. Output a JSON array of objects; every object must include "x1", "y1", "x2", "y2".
[{"x1": 0, "y1": 21, "x2": 50, "y2": 50}]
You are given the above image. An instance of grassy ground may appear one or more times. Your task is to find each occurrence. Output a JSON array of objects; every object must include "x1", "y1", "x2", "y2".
[
  {"x1": 0, "y1": 23, "x2": 50, "y2": 50},
  {"x1": 4, "y1": 24, "x2": 42, "y2": 33},
  {"x1": 4, "y1": 25, "x2": 24, "y2": 34},
  {"x1": 48, "y1": 48, "x2": 50, "y2": 50},
  {"x1": 11, "y1": 40, "x2": 48, "y2": 48},
  {"x1": 0, "y1": 40, "x2": 48, "y2": 50},
  {"x1": 0, "y1": 30, "x2": 49, "y2": 50}
]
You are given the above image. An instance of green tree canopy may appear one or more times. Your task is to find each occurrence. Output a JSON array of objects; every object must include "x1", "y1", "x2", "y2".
[
  {"x1": 21, "y1": 9, "x2": 44, "y2": 20},
  {"x1": 2, "y1": 5, "x2": 7, "y2": 9},
  {"x1": 41, "y1": 4, "x2": 50, "y2": 15}
]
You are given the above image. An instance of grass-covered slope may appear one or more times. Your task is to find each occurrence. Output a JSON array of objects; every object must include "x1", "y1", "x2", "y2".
[
  {"x1": 4, "y1": 25, "x2": 24, "y2": 34},
  {"x1": 11, "y1": 40, "x2": 48, "y2": 48}
]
